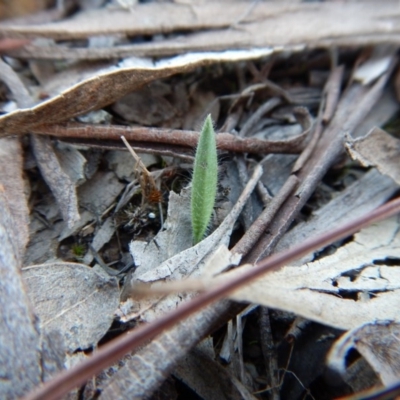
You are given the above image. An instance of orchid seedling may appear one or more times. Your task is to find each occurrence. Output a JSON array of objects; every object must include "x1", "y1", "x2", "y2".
[{"x1": 191, "y1": 114, "x2": 218, "y2": 244}]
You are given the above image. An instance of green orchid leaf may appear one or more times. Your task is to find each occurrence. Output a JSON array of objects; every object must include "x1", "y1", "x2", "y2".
[{"x1": 191, "y1": 114, "x2": 218, "y2": 244}]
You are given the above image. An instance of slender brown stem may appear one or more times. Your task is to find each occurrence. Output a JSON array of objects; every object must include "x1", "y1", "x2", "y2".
[
  {"x1": 30, "y1": 122, "x2": 308, "y2": 155},
  {"x1": 232, "y1": 174, "x2": 299, "y2": 257}
]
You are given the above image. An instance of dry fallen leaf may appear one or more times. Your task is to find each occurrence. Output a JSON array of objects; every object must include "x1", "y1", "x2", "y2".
[
  {"x1": 59, "y1": 170, "x2": 124, "y2": 240},
  {"x1": 22, "y1": 262, "x2": 120, "y2": 352},
  {"x1": 346, "y1": 126, "x2": 400, "y2": 186},
  {"x1": 0, "y1": 49, "x2": 273, "y2": 135},
  {"x1": 228, "y1": 216, "x2": 400, "y2": 331},
  {"x1": 0, "y1": 186, "x2": 41, "y2": 399},
  {"x1": 31, "y1": 134, "x2": 81, "y2": 229},
  {"x1": 3, "y1": 2, "x2": 400, "y2": 60},
  {"x1": 328, "y1": 321, "x2": 400, "y2": 386}
]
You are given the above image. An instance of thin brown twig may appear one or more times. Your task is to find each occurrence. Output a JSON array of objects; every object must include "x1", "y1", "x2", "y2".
[
  {"x1": 30, "y1": 122, "x2": 308, "y2": 155},
  {"x1": 292, "y1": 65, "x2": 344, "y2": 173},
  {"x1": 60, "y1": 137, "x2": 195, "y2": 161},
  {"x1": 232, "y1": 174, "x2": 299, "y2": 257},
  {"x1": 259, "y1": 308, "x2": 280, "y2": 400},
  {"x1": 22, "y1": 195, "x2": 400, "y2": 400},
  {"x1": 323, "y1": 65, "x2": 345, "y2": 124}
]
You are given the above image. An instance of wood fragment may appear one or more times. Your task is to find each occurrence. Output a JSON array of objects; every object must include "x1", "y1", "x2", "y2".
[{"x1": 322, "y1": 65, "x2": 345, "y2": 123}]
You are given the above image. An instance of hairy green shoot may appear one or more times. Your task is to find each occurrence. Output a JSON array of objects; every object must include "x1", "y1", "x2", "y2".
[{"x1": 191, "y1": 114, "x2": 218, "y2": 244}]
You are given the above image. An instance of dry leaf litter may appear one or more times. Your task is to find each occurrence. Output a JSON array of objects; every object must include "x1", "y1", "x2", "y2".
[{"x1": 1, "y1": 1, "x2": 400, "y2": 400}]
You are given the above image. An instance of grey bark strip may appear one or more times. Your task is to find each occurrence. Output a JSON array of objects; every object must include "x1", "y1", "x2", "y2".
[
  {"x1": 0, "y1": 60, "x2": 31, "y2": 254},
  {"x1": 31, "y1": 135, "x2": 80, "y2": 228},
  {"x1": 0, "y1": 186, "x2": 41, "y2": 400},
  {"x1": 0, "y1": 138, "x2": 30, "y2": 257}
]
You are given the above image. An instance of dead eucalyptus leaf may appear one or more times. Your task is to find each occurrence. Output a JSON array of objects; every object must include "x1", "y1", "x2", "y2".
[
  {"x1": 328, "y1": 321, "x2": 400, "y2": 386},
  {"x1": 0, "y1": 2, "x2": 295, "y2": 39},
  {"x1": 228, "y1": 216, "x2": 400, "y2": 330},
  {"x1": 346, "y1": 127, "x2": 400, "y2": 186},
  {"x1": 3, "y1": 2, "x2": 400, "y2": 60},
  {"x1": 31, "y1": 135, "x2": 81, "y2": 229},
  {"x1": 83, "y1": 216, "x2": 116, "y2": 265},
  {"x1": 22, "y1": 262, "x2": 120, "y2": 352},
  {"x1": 129, "y1": 187, "x2": 193, "y2": 279},
  {"x1": 112, "y1": 81, "x2": 177, "y2": 126},
  {"x1": 0, "y1": 49, "x2": 273, "y2": 136},
  {"x1": 59, "y1": 171, "x2": 124, "y2": 240},
  {"x1": 24, "y1": 221, "x2": 64, "y2": 265}
]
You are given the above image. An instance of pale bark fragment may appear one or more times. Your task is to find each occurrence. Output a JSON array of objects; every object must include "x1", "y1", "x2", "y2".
[
  {"x1": 0, "y1": 186, "x2": 41, "y2": 399},
  {"x1": 0, "y1": 137, "x2": 30, "y2": 257}
]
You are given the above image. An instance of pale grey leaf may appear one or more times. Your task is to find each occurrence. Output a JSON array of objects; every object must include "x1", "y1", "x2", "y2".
[
  {"x1": 0, "y1": 187, "x2": 41, "y2": 399},
  {"x1": 31, "y1": 135, "x2": 81, "y2": 229},
  {"x1": 22, "y1": 262, "x2": 120, "y2": 352},
  {"x1": 346, "y1": 127, "x2": 400, "y2": 186}
]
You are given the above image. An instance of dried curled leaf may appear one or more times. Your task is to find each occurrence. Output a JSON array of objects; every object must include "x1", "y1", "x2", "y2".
[{"x1": 228, "y1": 216, "x2": 400, "y2": 330}]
